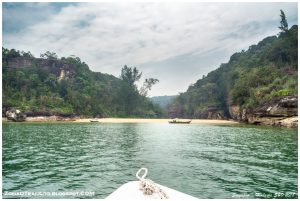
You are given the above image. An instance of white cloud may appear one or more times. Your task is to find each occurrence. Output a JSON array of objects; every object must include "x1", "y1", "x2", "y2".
[{"x1": 3, "y1": 2, "x2": 298, "y2": 96}]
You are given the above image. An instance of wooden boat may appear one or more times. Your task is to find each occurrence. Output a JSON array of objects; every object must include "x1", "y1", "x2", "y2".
[
  {"x1": 106, "y1": 168, "x2": 199, "y2": 200},
  {"x1": 90, "y1": 119, "x2": 99, "y2": 122},
  {"x1": 168, "y1": 118, "x2": 192, "y2": 124}
]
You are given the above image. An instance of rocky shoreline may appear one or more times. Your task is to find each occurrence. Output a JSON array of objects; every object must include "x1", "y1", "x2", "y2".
[
  {"x1": 229, "y1": 96, "x2": 298, "y2": 128},
  {"x1": 2, "y1": 116, "x2": 77, "y2": 122}
]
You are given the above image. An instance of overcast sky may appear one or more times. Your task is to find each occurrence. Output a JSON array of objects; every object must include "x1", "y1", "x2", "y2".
[{"x1": 3, "y1": 2, "x2": 298, "y2": 97}]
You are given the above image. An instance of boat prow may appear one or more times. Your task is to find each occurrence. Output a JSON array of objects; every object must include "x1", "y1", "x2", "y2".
[
  {"x1": 106, "y1": 168, "x2": 199, "y2": 200},
  {"x1": 106, "y1": 181, "x2": 198, "y2": 200}
]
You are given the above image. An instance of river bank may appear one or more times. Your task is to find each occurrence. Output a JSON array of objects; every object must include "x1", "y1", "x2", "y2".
[{"x1": 2, "y1": 116, "x2": 238, "y2": 125}]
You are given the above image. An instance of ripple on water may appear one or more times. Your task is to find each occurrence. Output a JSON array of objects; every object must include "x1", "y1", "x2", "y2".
[{"x1": 2, "y1": 123, "x2": 298, "y2": 199}]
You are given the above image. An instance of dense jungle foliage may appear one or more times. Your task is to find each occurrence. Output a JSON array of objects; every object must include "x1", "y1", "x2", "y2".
[
  {"x1": 169, "y1": 25, "x2": 298, "y2": 118},
  {"x1": 2, "y1": 49, "x2": 162, "y2": 118}
]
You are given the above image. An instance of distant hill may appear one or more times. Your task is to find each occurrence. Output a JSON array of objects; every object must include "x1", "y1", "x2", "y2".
[
  {"x1": 2, "y1": 49, "x2": 163, "y2": 118},
  {"x1": 150, "y1": 95, "x2": 177, "y2": 109},
  {"x1": 168, "y1": 25, "x2": 298, "y2": 123}
]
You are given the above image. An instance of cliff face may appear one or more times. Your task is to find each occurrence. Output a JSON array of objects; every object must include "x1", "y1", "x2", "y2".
[
  {"x1": 229, "y1": 96, "x2": 298, "y2": 128},
  {"x1": 7, "y1": 57, "x2": 74, "y2": 80}
]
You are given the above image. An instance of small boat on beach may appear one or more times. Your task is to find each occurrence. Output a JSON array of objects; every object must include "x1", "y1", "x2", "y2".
[
  {"x1": 168, "y1": 118, "x2": 192, "y2": 124},
  {"x1": 106, "y1": 168, "x2": 199, "y2": 200},
  {"x1": 90, "y1": 119, "x2": 99, "y2": 122}
]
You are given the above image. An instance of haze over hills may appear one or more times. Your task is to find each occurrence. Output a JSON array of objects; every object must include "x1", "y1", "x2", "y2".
[{"x1": 150, "y1": 95, "x2": 177, "y2": 109}]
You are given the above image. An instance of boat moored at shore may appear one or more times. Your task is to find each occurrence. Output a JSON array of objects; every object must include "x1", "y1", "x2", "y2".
[{"x1": 168, "y1": 118, "x2": 192, "y2": 124}]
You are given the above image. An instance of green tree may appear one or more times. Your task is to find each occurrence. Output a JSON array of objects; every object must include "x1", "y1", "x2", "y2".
[
  {"x1": 140, "y1": 78, "x2": 159, "y2": 97},
  {"x1": 21, "y1": 51, "x2": 34, "y2": 58},
  {"x1": 2, "y1": 48, "x2": 21, "y2": 59},
  {"x1": 120, "y1": 65, "x2": 142, "y2": 88},
  {"x1": 40, "y1": 51, "x2": 58, "y2": 60},
  {"x1": 279, "y1": 10, "x2": 288, "y2": 32}
]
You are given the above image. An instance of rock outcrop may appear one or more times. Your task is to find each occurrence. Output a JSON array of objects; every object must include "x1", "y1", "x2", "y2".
[
  {"x1": 229, "y1": 96, "x2": 298, "y2": 128},
  {"x1": 197, "y1": 106, "x2": 224, "y2": 119},
  {"x1": 7, "y1": 57, "x2": 75, "y2": 80},
  {"x1": 5, "y1": 109, "x2": 26, "y2": 122}
]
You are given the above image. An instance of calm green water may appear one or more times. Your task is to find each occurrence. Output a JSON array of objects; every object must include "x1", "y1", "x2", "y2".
[{"x1": 2, "y1": 123, "x2": 298, "y2": 199}]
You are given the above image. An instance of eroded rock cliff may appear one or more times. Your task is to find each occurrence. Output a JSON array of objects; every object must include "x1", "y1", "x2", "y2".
[{"x1": 229, "y1": 96, "x2": 298, "y2": 128}]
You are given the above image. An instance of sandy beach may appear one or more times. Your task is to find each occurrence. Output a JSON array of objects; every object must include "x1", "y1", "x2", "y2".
[
  {"x1": 3, "y1": 117, "x2": 239, "y2": 125},
  {"x1": 75, "y1": 118, "x2": 239, "y2": 125}
]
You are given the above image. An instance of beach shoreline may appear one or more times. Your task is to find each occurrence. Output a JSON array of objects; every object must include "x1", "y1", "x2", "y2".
[{"x1": 2, "y1": 116, "x2": 239, "y2": 125}]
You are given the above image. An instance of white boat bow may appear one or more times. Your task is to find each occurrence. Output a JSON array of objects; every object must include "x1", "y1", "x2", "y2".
[{"x1": 106, "y1": 168, "x2": 199, "y2": 200}]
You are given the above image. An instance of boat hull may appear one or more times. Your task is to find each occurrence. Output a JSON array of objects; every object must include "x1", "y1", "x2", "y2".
[
  {"x1": 168, "y1": 120, "x2": 191, "y2": 124},
  {"x1": 106, "y1": 181, "x2": 198, "y2": 200}
]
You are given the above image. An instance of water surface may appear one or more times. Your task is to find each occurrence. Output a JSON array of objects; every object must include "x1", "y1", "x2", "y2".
[{"x1": 2, "y1": 123, "x2": 298, "y2": 198}]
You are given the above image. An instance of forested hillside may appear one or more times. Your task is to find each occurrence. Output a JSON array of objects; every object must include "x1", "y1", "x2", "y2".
[
  {"x1": 168, "y1": 25, "x2": 298, "y2": 120},
  {"x1": 2, "y1": 49, "x2": 162, "y2": 118}
]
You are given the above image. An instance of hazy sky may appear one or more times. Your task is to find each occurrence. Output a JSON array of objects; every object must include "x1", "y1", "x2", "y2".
[{"x1": 3, "y1": 2, "x2": 298, "y2": 96}]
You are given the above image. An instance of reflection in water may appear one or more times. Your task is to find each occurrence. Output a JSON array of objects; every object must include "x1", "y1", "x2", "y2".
[{"x1": 2, "y1": 123, "x2": 298, "y2": 198}]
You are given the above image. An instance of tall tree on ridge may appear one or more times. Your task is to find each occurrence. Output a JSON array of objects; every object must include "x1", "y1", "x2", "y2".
[
  {"x1": 279, "y1": 10, "x2": 288, "y2": 32},
  {"x1": 120, "y1": 65, "x2": 142, "y2": 89}
]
